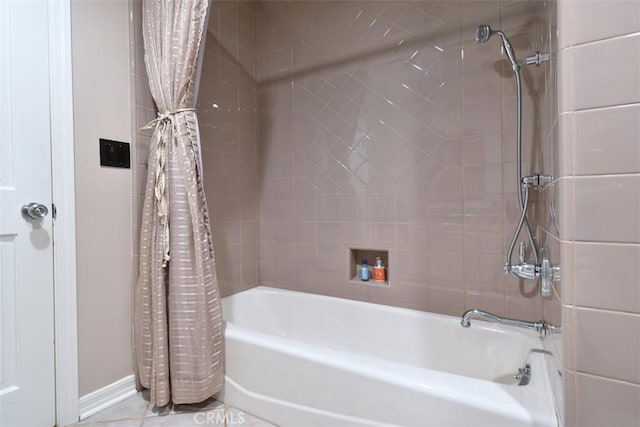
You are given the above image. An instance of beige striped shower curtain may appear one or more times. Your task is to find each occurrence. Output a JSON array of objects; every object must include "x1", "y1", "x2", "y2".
[{"x1": 134, "y1": 0, "x2": 223, "y2": 407}]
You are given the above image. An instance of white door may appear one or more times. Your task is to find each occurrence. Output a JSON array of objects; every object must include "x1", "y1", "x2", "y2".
[{"x1": 0, "y1": 1, "x2": 56, "y2": 426}]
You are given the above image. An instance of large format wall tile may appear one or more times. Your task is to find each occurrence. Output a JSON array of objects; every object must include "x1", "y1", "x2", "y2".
[
  {"x1": 574, "y1": 372, "x2": 640, "y2": 427},
  {"x1": 570, "y1": 34, "x2": 640, "y2": 111},
  {"x1": 558, "y1": 0, "x2": 640, "y2": 49},
  {"x1": 572, "y1": 104, "x2": 640, "y2": 175},
  {"x1": 574, "y1": 242, "x2": 640, "y2": 314},
  {"x1": 573, "y1": 175, "x2": 640, "y2": 243},
  {"x1": 575, "y1": 308, "x2": 640, "y2": 384}
]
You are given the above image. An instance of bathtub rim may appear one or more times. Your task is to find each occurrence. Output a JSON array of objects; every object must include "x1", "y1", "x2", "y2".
[{"x1": 223, "y1": 285, "x2": 548, "y2": 341}]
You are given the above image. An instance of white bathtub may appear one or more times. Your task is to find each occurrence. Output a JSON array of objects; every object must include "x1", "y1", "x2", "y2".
[{"x1": 219, "y1": 287, "x2": 557, "y2": 427}]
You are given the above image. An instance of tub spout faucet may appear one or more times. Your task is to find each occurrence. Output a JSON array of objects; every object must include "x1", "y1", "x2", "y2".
[{"x1": 460, "y1": 309, "x2": 560, "y2": 337}]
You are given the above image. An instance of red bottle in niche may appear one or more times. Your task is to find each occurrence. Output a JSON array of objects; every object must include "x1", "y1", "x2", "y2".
[{"x1": 373, "y1": 257, "x2": 386, "y2": 283}]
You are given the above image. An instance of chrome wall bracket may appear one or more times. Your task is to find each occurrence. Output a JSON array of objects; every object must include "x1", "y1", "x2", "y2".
[
  {"x1": 524, "y1": 51, "x2": 550, "y2": 67},
  {"x1": 522, "y1": 174, "x2": 553, "y2": 189}
]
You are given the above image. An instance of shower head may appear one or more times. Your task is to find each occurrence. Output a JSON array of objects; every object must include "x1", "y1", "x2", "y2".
[
  {"x1": 475, "y1": 24, "x2": 492, "y2": 44},
  {"x1": 474, "y1": 24, "x2": 520, "y2": 72}
]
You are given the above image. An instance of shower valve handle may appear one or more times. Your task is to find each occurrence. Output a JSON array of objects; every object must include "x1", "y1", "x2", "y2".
[{"x1": 506, "y1": 262, "x2": 538, "y2": 281}]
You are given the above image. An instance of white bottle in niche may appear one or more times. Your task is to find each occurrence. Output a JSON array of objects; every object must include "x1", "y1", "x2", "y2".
[{"x1": 373, "y1": 257, "x2": 386, "y2": 283}]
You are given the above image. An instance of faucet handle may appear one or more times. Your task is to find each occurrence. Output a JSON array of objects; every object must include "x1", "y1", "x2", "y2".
[
  {"x1": 514, "y1": 363, "x2": 532, "y2": 386},
  {"x1": 519, "y1": 242, "x2": 526, "y2": 263}
]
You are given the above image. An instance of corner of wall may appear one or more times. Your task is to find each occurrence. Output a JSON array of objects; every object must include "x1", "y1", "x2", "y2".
[{"x1": 556, "y1": 0, "x2": 640, "y2": 425}]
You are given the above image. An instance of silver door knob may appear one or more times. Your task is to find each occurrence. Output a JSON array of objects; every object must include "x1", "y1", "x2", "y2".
[{"x1": 22, "y1": 203, "x2": 49, "y2": 220}]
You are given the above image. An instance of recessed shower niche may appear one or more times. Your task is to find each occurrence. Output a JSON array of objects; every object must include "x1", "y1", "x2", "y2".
[{"x1": 349, "y1": 248, "x2": 389, "y2": 286}]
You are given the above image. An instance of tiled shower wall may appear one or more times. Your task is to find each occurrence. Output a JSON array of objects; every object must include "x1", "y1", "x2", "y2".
[
  {"x1": 198, "y1": 1, "x2": 260, "y2": 296},
  {"x1": 556, "y1": 1, "x2": 640, "y2": 426},
  {"x1": 131, "y1": 0, "x2": 552, "y2": 312},
  {"x1": 130, "y1": 0, "x2": 260, "y2": 297},
  {"x1": 130, "y1": 0, "x2": 153, "y2": 292},
  {"x1": 256, "y1": 0, "x2": 552, "y2": 317},
  {"x1": 131, "y1": 1, "x2": 555, "y2": 315}
]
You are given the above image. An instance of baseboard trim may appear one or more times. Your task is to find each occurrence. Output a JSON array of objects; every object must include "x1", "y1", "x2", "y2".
[{"x1": 78, "y1": 375, "x2": 138, "y2": 421}]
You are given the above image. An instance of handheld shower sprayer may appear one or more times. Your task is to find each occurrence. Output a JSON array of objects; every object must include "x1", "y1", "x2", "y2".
[
  {"x1": 474, "y1": 24, "x2": 492, "y2": 43},
  {"x1": 473, "y1": 24, "x2": 557, "y2": 297},
  {"x1": 474, "y1": 24, "x2": 520, "y2": 72}
]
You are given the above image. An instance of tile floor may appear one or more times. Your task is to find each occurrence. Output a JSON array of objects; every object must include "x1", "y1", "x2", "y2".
[{"x1": 72, "y1": 392, "x2": 276, "y2": 426}]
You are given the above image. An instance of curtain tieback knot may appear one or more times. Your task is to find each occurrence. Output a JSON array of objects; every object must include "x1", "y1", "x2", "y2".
[
  {"x1": 141, "y1": 107, "x2": 197, "y2": 268},
  {"x1": 140, "y1": 107, "x2": 197, "y2": 133}
]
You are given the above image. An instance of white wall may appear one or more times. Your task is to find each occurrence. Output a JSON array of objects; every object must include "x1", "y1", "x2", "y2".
[{"x1": 71, "y1": 0, "x2": 134, "y2": 396}]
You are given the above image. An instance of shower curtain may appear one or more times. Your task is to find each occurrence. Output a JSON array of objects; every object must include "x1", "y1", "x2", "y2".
[{"x1": 134, "y1": 0, "x2": 223, "y2": 406}]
